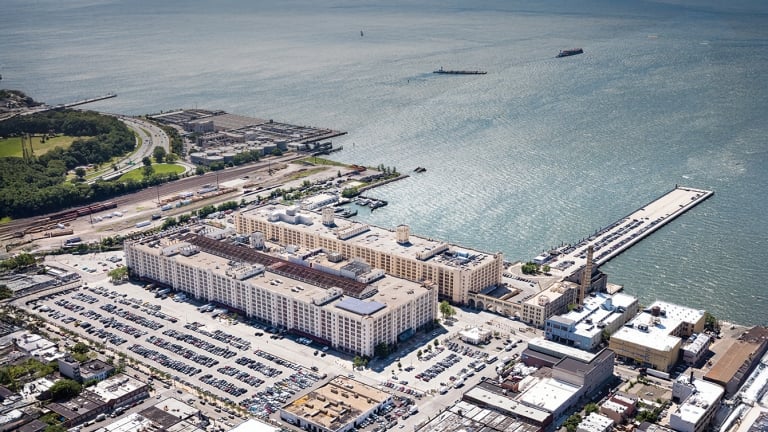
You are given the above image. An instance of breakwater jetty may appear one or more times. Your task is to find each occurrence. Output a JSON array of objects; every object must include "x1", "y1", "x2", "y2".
[{"x1": 541, "y1": 186, "x2": 714, "y2": 278}]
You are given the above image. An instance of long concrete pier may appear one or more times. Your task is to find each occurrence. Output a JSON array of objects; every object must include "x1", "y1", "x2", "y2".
[{"x1": 543, "y1": 186, "x2": 714, "y2": 278}]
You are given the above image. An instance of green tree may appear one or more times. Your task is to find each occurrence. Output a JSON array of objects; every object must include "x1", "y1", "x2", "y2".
[
  {"x1": 341, "y1": 187, "x2": 359, "y2": 198},
  {"x1": 142, "y1": 156, "x2": 152, "y2": 167},
  {"x1": 584, "y1": 402, "x2": 599, "y2": 414},
  {"x1": 71, "y1": 342, "x2": 90, "y2": 355},
  {"x1": 563, "y1": 413, "x2": 582, "y2": 432},
  {"x1": 161, "y1": 217, "x2": 178, "y2": 230},
  {"x1": 704, "y1": 312, "x2": 720, "y2": 332},
  {"x1": 439, "y1": 301, "x2": 455, "y2": 320},
  {"x1": 107, "y1": 266, "x2": 128, "y2": 283},
  {"x1": 271, "y1": 148, "x2": 283, "y2": 156},
  {"x1": 74, "y1": 167, "x2": 86, "y2": 180},
  {"x1": 521, "y1": 262, "x2": 539, "y2": 275},
  {"x1": 0, "y1": 285, "x2": 13, "y2": 300},
  {"x1": 142, "y1": 164, "x2": 154, "y2": 178},
  {"x1": 374, "y1": 342, "x2": 390, "y2": 358},
  {"x1": 49, "y1": 379, "x2": 82, "y2": 400},
  {"x1": 195, "y1": 166, "x2": 206, "y2": 175},
  {"x1": 153, "y1": 146, "x2": 167, "y2": 163}
]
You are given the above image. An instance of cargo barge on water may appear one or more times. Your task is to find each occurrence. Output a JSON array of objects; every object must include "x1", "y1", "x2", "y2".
[{"x1": 433, "y1": 67, "x2": 487, "y2": 75}]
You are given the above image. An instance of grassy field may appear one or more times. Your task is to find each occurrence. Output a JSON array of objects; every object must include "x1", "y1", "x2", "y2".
[
  {"x1": 118, "y1": 163, "x2": 185, "y2": 181},
  {"x1": 294, "y1": 156, "x2": 348, "y2": 167},
  {"x1": 0, "y1": 135, "x2": 85, "y2": 158}
]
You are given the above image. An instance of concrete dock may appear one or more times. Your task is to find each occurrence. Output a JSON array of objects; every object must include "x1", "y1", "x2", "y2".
[{"x1": 544, "y1": 186, "x2": 714, "y2": 278}]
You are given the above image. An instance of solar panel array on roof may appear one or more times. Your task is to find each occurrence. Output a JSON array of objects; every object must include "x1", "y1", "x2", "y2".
[
  {"x1": 335, "y1": 298, "x2": 386, "y2": 316},
  {"x1": 183, "y1": 234, "x2": 370, "y2": 297}
]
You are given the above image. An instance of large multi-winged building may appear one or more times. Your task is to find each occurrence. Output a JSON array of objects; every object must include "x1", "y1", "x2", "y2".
[{"x1": 234, "y1": 205, "x2": 505, "y2": 303}]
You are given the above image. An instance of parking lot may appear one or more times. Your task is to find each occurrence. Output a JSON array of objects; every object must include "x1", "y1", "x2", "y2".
[{"x1": 20, "y1": 252, "x2": 542, "y2": 430}]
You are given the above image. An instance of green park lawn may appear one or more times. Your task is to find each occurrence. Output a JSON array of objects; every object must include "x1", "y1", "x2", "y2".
[
  {"x1": 0, "y1": 134, "x2": 86, "y2": 158},
  {"x1": 118, "y1": 163, "x2": 185, "y2": 181}
]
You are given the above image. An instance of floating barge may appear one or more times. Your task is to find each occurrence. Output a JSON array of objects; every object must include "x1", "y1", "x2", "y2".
[
  {"x1": 556, "y1": 48, "x2": 584, "y2": 58},
  {"x1": 433, "y1": 67, "x2": 487, "y2": 75}
]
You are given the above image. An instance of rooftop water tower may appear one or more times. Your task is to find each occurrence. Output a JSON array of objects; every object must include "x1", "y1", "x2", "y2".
[
  {"x1": 396, "y1": 225, "x2": 410, "y2": 244},
  {"x1": 322, "y1": 207, "x2": 335, "y2": 226}
]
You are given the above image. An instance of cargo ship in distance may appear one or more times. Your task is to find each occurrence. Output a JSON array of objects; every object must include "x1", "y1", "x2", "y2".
[
  {"x1": 556, "y1": 48, "x2": 584, "y2": 58},
  {"x1": 433, "y1": 67, "x2": 487, "y2": 75}
]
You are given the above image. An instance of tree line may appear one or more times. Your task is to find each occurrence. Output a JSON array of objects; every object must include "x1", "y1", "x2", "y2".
[{"x1": 0, "y1": 110, "x2": 178, "y2": 219}]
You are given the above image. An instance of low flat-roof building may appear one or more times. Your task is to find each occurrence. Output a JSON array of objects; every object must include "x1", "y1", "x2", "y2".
[
  {"x1": 234, "y1": 205, "x2": 504, "y2": 304},
  {"x1": 125, "y1": 228, "x2": 437, "y2": 357},
  {"x1": 681, "y1": 333, "x2": 711, "y2": 366},
  {"x1": 462, "y1": 382, "x2": 552, "y2": 430},
  {"x1": 45, "y1": 375, "x2": 148, "y2": 427},
  {"x1": 459, "y1": 327, "x2": 493, "y2": 345},
  {"x1": 545, "y1": 292, "x2": 638, "y2": 351},
  {"x1": 416, "y1": 400, "x2": 544, "y2": 432},
  {"x1": 226, "y1": 419, "x2": 281, "y2": 432},
  {"x1": 576, "y1": 413, "x2": 614, "y2": 432},
  {"x1": 599, "y1": 394, "x2": 637, "y2": 424},
  {"x1": 669, "y1": 376, "x2": 724, "y2": 432},
  {"x1": 609, "y1": 301, "x2": 705, "y2": 372},
  {"x1": 58, "y1": 357, "x2": 115, "y2": 383},
  {"x1": 14, "y1": 332, "x2": 64, "y2": 362},
  {"x1": 704, "y1": 326, "x2": 768, "y2": 397},
  {"x1": 522, "y1": 337, "x2": 598, "y2": 369},
  {"x1": 280, "y1": 376, "x2": 391, "y2": 432}
]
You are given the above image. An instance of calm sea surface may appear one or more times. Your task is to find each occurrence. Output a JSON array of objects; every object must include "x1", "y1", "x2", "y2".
[{"x1": 3, "y1": 0, "x2": 766, "y2": 324}]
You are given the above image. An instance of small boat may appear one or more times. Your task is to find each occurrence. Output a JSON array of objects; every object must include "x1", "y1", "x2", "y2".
[
  {"x1": 414, "y1": 167, "x2": 427, "y2": 173},
  {"x1": 340, "y1": 209, "x2": 358, "y2": 218},
  {"x1": 556, "y1": 48, "x2": 584, "y2": 58}
]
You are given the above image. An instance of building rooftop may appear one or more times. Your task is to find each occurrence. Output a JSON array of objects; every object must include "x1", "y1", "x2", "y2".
[
  {"x1": 528, "y1": 338, "x2": 598, "y2": 363},
  {"x1": 555, "y1": 349, "x2": 613, "y2": 375},
  {"x1": 705, "y1": 339, "x2": 765, "y2": 385},
  {"x1": 462, "y1": 385, "x2": 551, "y2": 423},
  {"x1": 239, "y1": 205, "x2": 499, "y2": 271},
  {"x1": 140, "y1": 397, "x2": 198, "y2": 430},
  {"x1": 601, "y1": 400, "x2": 629, "y2": 414},
  {"x1": 610, "y1": 300, "x2": 703, "y2": 353},
  {"x1": 79, "y1": 359, "x2": 114, "y2": 378},
  {"x1": 89, "y1": 375, "x2": 145, "y2": 402},
  {"x1": 182, "y1": 233, "x2": 372, "y2": 297},
  {"x1": 682, "y1": 333, "x2": 711, "y2": 354},
  {"x1": 525, "y1": 282, "x2": 575, "y2": 308},
  {"x1": 672, "y1": 377, "x2": 724, "y2": 426},
  {"x1": 578, "y1": 413, "x2": 614, "y2": 432},
  {"x1": 99, "y1": 412, "x2": 153, "y2": 432},
  {"x1": 226, "y1": 419, "x2": 281, "y2": 432},
  {"x1": 134, "y1": 232, "x2": 431, "y2": 316},
  {"x1": 47, "y1": 393, "x2": 105, "y2": 421},
  {"x1": 552, "y1": 292, "x2": 637, "y2": 341},
  {"x1": 417, "y1": 400, "x2": 542, "y2": 432},
  {"x1": 282, "y1": 376, "x2": 389, "y2": 431},
  {"x1": 518, "y1": 377, "x2": 581, "y2": 413}
]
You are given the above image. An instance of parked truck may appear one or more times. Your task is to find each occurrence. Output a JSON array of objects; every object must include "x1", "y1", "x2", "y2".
[{"x1": 155, "y1": 288, "x2": 171, "y2": 298}]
